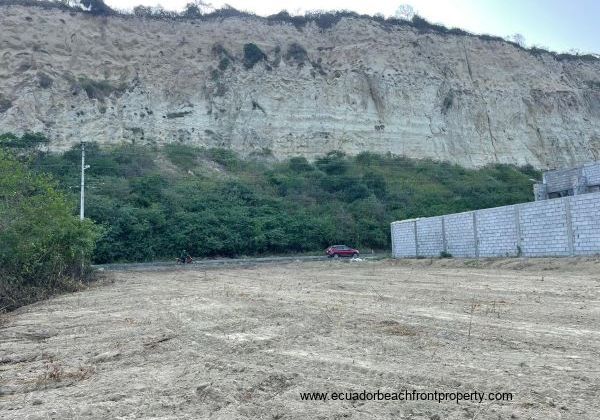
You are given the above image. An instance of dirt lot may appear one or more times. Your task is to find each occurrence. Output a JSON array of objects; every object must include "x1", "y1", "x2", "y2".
[{"x1": 1, "y1": 258, "x2": 599, "y2": 419}]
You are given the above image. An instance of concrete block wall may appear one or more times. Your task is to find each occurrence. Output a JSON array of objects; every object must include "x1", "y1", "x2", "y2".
[
  {"x1": 583, "y1": 163, "x2": 600, "y2": 186},
  {"x1": 391, "y1": 220, "x2": 417, "y2": 257},
  {"x1": 571, "y1": 194, "x2": 600, "y2": 255},
  {"x1": 416, "y1": 216, "x2": 444, "y2": 257},
  {"x1": 476, "y1": 206, "x2": 519, "y2": 257},
  {"x1": 536, "y1": 161, "x2": 600, "y2": 200},
  {"x1": 518, "y1": 199, "x2": 570, "y2": 257},
  {"x1": 391, "y1": 192, "x2": 600, "y2": 258},
  {"x1": 444, "y1": 212, "x2": 476, "y2": 257},
  {"x1": 544, "y1": 167, "x2": 580, "y2": 193}
]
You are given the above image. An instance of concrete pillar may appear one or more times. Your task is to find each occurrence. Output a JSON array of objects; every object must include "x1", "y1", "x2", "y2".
[
  {"x1": 533, "y1": 183, "x2": 547, "y2": 201},
  {"x1": 441, "y1": 217, "x2": 447, "y2": 254},
  {"x1": 575, "y1": 175, "x2": 587, "y2": 195},
  {"x1": 413, "y1": 220, "x2": 419, "y2": 258},
  {"x1": 564, "y1": 198, "x2": 575, "y2": 256},
  {"x1": 515, "y1": 204, "x2": 523, "y2": 256},
  {"x1": 472, "y1": 212, "x2": 479, "y2": 258}
]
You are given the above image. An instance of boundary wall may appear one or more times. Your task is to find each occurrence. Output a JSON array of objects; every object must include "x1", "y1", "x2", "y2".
[{"x1": 391, "y1": 192, "x2": 600, "y2": 258}]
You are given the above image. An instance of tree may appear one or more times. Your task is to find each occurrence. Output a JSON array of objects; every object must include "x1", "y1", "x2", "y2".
[
  {"x1": 79, "y1": 0, "x2": 113, "y2": 15},
  {"x1": 133, "y1": 5, "x2": 154, "y2": 17},
  {"x1": 0, "y1": 132, "x2": 48, "y2": 152},
  {"x1": 243, "y1": 43, "x2": 266, "y2": 69},
  {"x1": 184, "y1": 0, "x2": 213, "y2": 16},
  {"x1": 183, "y1": 3, "x2": 202, "y2": 18},
  {"x1": 395, "y1": 4, "x2": 415, "y2": 21},
  {"x1": 0, "y1": 149, "x2": 101, "y2": 311},
  {"x1": 509, "y1": 33, "x2": 526, "y2": 48}
]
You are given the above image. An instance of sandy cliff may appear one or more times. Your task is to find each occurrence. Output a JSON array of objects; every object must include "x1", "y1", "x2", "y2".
[{"x1": 1, "y1": 5, "x2": 599, "y2": 168}]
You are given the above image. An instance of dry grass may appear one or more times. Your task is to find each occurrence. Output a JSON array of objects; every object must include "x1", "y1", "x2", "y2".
[
  {"x1": 378, "y1": 320, "x2": 418, "y2": 336},
  {"x1": 34, "y1": 363, "x2": 95, "y2": 387}
]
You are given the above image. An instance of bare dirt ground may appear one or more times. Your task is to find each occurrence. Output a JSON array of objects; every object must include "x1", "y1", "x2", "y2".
[{"x1": 1, "y1": 258, "x2": 599, "y2": 419}]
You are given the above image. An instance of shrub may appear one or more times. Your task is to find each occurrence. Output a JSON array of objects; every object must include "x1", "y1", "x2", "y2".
[
  {"x1": 0, "y1": 150, "x2": 101, "y2": 311},
  {"x1": 206, "y1": 5, "x2": 252, "y2": 20},
  {"x1": 304, "y1": 11, "x2": 351, "y2": 30},
  {"x1": 218, "y1": 57, "x2": 230, "y2": 71},
  {"x1": 183, "y1": 2, "x2": 202, "y2": 19},
  {"x1": 133, "y1": 5, "x2": 154, "y2": 17},
  {"x1": 164, "y1": 143, "x2": 200, "y2": 171},
  {"x1": 0, "y1": 95, "x2": 12, "y2": 113},
  {"x1": 243, "y1": 43, "x2": 266, "y2": 69},
  {"x1": 288, "y1": 157, "x2": 313, "y2": 172},
  {"x1": 285, "y1": 42, "x2": 308, "y2": 65},
  {"x1": 355, "y1": 151, "x2": 384, "y2": 166},
  {"x1": 442, "y1": 91, "x2": 454, "y2": 114},
  {"x1": 363, "y1": 171, "x2": 387, "y2": 198},
  {"x1": 267, "y1": 11, "x2": 307, "y2": 30},
  {"x1": 165, "y1": 111, "x2": 192, "y2": 119},
  {"x1": 77, "y1": 77, "x2": 125, "y2": 101},
  {"x1": 38, "y1": 72, "x2": 53, "y2": 89},
  {"x1": 207, "y1": 148, "x2": 239, "y2": 169},
  {"x1": 315, "y1": 151, "x2": 348, "y2": 175},
  {"x1": 0, "y1": 132, "x2": 49, "y2": 151},
  {"x1": 212, "y1": 43, "x2": 234, "y2": 61}
]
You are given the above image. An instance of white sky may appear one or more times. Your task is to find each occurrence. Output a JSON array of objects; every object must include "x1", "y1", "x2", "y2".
[{"x1": 104, "y1": 0, "x2": 600, "y2": 54}]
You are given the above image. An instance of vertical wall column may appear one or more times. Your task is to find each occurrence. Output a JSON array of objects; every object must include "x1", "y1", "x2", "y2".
[
  {"x1": 472, "y1": 212, "x2": 479, "y2": 258},
  {"x1": 564, "y1": 199, "x2": 575, "y2": 256},
  {"x1": 390, "y1": 220, "x2": 419, "y2": 258},
  {"x1": 441, "y1": 217, "x2": 447, "y2": 254},
  {"x1": 515, "y1": 204, "x2": 522, "y2": 256},
  {"x1": 413, "y1": 220, "x2": 419, "y2": 257}
]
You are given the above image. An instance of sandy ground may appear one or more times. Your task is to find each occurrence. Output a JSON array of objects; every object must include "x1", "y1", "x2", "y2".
[{"x1": 1, "y1": 258, "x2": 599, "y2": 419}]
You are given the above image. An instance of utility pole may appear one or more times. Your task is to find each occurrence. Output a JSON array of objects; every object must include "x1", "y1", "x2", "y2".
[{"x1": 80, "y1": 142, "x2": 89, "y2": 220}]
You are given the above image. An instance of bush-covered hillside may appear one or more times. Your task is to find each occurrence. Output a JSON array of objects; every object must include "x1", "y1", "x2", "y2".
[{"x1": 3, "y1": 135, "x2": 540, "y2": 263}]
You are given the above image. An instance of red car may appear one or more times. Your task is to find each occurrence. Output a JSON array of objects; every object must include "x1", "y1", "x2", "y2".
[{"x1": 326, "y1": 245, "x2": 360, "y2": 258}]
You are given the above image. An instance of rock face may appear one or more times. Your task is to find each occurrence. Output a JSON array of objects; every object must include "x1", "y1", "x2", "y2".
[{"x1": 1, "y1": 5, "x2": 599, "y2": 168}]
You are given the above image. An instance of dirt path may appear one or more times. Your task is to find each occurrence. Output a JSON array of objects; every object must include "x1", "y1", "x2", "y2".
[{"x1": 1, "y1": 259, "x2": 599, "y2": 419}]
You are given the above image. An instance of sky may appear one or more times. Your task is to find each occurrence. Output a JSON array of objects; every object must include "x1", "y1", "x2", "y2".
[{"x1": 104, "y1": 0, "x2": 599, "y2": 54}]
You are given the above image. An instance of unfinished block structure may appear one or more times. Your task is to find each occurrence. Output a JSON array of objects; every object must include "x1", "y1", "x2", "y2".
[
  {"x1": 391, "y1": 192, "x2": 600, "y2": 258},
  {"x1": 534, "y1": 161, "x2": 600, "y2": 200}
]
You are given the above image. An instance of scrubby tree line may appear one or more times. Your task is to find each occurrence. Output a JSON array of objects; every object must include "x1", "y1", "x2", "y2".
[
  {"x1": 1, "y1": 133, "x2": 539, "y2": 266},
  {"x1": 0, "y1": 139, "x2": 101, "y2": 311}
]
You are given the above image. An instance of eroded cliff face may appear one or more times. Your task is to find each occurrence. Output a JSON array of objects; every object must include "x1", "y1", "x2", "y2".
[{"x1": 1, "y1": 5, "x2": 599, "y2": 168}]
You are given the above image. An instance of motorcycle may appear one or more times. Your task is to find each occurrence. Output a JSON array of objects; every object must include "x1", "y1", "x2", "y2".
[{"x1": 176, "y1": 256, "x2": 193, "y2": 264}]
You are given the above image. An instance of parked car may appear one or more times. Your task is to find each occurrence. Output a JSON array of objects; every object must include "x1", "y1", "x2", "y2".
[{"x1": 326, "y1": 245, "x2": 360, "y2": 258}]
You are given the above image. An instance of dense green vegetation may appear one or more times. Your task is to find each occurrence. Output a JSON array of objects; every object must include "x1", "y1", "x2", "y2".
[
  {"x1": 243, "y1": 43, "x2": 266, "y2": 69},
  {"x1": 0, "y1": 147, "x2": 100, "y2": 311},
  {"x1": 1, "y1": 134, "x2": 539, "y2": 263}
]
